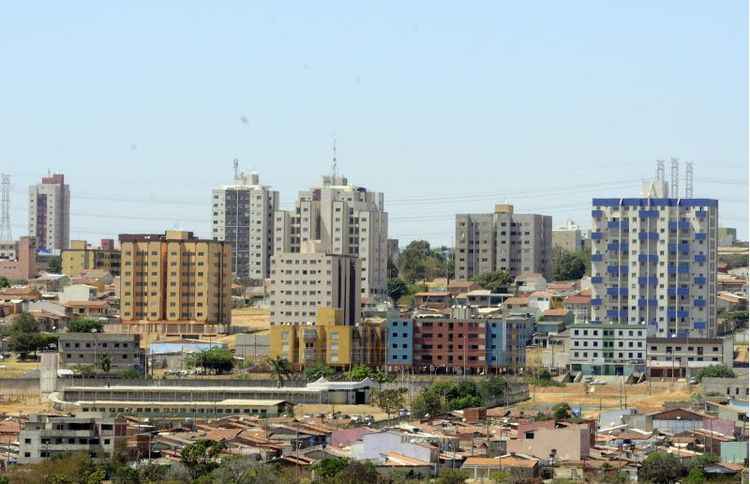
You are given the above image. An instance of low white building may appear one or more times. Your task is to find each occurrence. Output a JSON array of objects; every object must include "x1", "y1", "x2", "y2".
[{"x1": 645, "y1": 336, "x2": 734, "y2": 379}]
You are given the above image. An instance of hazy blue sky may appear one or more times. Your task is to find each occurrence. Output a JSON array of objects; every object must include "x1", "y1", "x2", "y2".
[{"x1": 1, "y1": 1, "x2": 747, "y2": 246}]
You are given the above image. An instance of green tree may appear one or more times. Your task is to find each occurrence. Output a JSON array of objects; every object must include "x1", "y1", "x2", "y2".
[
  {"x1": 47, "y1": 256, "x2": 63, "y2": 274},
  {"x1": 553, "y1": 403, "x2": 572, "y2": 420},
  {"x1": 694, "y1": 365, "x2": 735, "y2": 382},
  {"x1": 436, "y1": 468, "x2": 469, "y2": 484},
  {"x1": 478, "y1": 377, "x2": 507, "y2": 405},
  {"x1": 348, "y1": 365, "x2": 373, "y2": 381},
  {"x1": 11, "y1": 312, "x2": 40, "y2": 334},
  {"x1": 266, "y1": 356, "x2": 293, "y2": 387},
  {"x1": 188, "y1": 347, "x2": 235, "y2": 374},
  {"x1": 67, "y1": 319, "x2": 104, "y2": 333},
  {"x1": 313, "y1": 457, "x2": 349, "y2": 480},
  {"x1": 304, "y1": 361, "x2": 335, "y2": 381},
  {"x1": 472, "y1": 271, "x2": 513, "y2": 293},
  {"x1": 327, "y1": 460, "x2": 385, "y2": 484},
  {"x1": 489, "y1": 471, "x2": 512, "y2": 483},
  {"x1": 398, "y1": 241, "x2": 449, "y2": 283},
  {"x1": 639, "y1": 452, "x2": 683, "y2": 484},
  {"x1": 180, "y1": 439, "x2": 226, "y2": 479},
  {"x1": 684, "y1": 466, "x2": 704, "y2": 484},
  {"x1": 412, "y1": 388, "x2": 444, "y2": 418},
  {"x1": 372, "y1": 388, "x2": 407, "y2": 419},
  {"x1": 0, "y1": 276, "x2": 10, "y2": 289},
  {"x1": 552, "y1": 249, "x2": 587, "y2": 281},
  {"x1": 386, "y1": 278, "x2": 409, "y2": 304},
  {"x1": 98, "y1": 354, "x2": 111, "y2": 374}
]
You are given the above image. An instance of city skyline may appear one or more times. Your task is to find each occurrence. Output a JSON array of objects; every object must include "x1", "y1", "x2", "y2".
[{"x1": 0, "y1": 1, "x2": 746, "y2": 245}]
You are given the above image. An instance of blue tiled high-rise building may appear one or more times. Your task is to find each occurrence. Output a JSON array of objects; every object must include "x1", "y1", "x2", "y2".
[{"x1": 590, "y1": 196, "x2": 718, "y2": 337}]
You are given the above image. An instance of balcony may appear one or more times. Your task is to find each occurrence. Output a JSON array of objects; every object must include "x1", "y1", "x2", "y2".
[
  {"x1": 695, "y1": 233, "x2": 706, "y2": 241},
  {"x1": 667, "y1": 309, "x2": 690, "y2": 319},
  {"x1": 668, "y1": 243, "x2": 690, "y2": 255},
  {"x1": 607, "y1": 287, "x2": 628, "y2": 297},
  {"x1": 591, "y1": 298, "x2": 603, "y2": 306},
  {"x1": 591, "y1": 254, "x2": 603, "y2": 262},
  {"x1": 638, "y1": 254, "x2": 658, "y2": 263},
  {"x1": 694, "y1": 254, "x2": 706, "y2": 263},
  {"x1": 591, "y1": 276, "x2": 603, "y2": 284},
  {"x1": 669, "y1": 220, "x2": 691, "y2": 231},
  {"x1": 639, "y1": 210, "x2": 659, "y2": 218},
  {"x1": 608, "y1": 220, "x2": 628, "y2": 230},
  {"x1": 693, "y1": 321, "x2": 706, "y2": 330},
  {"x1": 591, "y1": 232, "x2": 604, "y2": 241},
  {"x1": 668, "y1": 263, "x2": 690, "y2": 274},
  {"x1": 696, "y1": 211, "x2": 707, "y2": 219},
  {"x1": 668, "y1": 287, "x2": 690, "y2": 297},
  {"x1": 591, "y1": 209, "x2": 603, "y2": 218},
  {"x1": 637, "y1": 299, "x2": 658, "y2": 307},
  {"x1": 694, "y1": 276, "x2": 706, "y2": 285},
  {"x1": 639, "y1": 232, "x2": 659, "y2": 241},
  {"x1": 638, "y1": 276, "x2": 657, "y2": 286},
  {"x1": 607, "y1": 242, "x2": 628, "y2": 252},
  {"x1": 693, "y1": 299, "x2": 706, "y2": 308}
]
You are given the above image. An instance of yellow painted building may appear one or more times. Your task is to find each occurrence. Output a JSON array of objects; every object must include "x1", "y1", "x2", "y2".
[
  {"x1": 61, "y1": 240, "x2": 121, "y2": 277},
  {"x1": 269, "y1": 308, "x2": 384, "y2": 369},
  {"x1": 119, "y1": 230, "x2": 232, "y2": 324}
]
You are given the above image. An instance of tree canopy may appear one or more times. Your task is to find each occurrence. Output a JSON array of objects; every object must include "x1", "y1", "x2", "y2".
[
  {"x1": 398, "y1": 241, "x2": 451, "y2": 283},
  {"x1": 186, "y1": 347, "x2": 235, "y2": 374},
  {"x1": 180, "y1": 439, "x2": 226, "y2": 479},
  {"x1": 694, "y1": 365, "x2": 735, "y2": 381},
  {"x1": 386, "y1": 278, "x2": 409, "y2": 303},
  {"x1": 67, "y1": 318, "x2": 104, "y2": 333},
  {"x1": 372, "y1": 388, "x2": 407, "y2": 418},
  {"x1": 472, "y1": 271, "x2": 513, "y2": 293},
  {"x1": 639, "y1": 452, "x2": 683, "y2": 484},
  {"x1": 304, "y1": 361, "x2": 335, "y2": 381},
  {"x1": 552, "y1": 248, "x2": 588, "y2": 281}
]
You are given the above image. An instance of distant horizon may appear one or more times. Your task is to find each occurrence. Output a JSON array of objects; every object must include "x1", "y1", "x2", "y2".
[{"x1": 7, "y1": 162, "x2": 746, "y2": 249}]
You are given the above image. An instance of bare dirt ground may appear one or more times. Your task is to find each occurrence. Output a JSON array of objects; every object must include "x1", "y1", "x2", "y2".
[
  {"x1": 0, "y1": 358, "x2": 39, "y2": 378},
  {"x1": 294, "y1": 403, "x2": 387, "y2": 421},
  {"x1": 0, "y1": 396, "x2": 53, "y2": 417},
  {"x1": 518, "y1": 380, "x2": 695, "y2": 417}
]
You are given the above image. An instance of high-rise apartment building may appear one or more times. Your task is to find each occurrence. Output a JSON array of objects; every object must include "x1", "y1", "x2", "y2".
[
  {"x1": 454, "y1": 204, "x2": 552, "y2": 280},
  {"x1": 211, "y1": 171, "x2": 279, "y2": 281},
  {"x1": 274, "y1": 175, "x2": 388, "y2": 300},
  {"x1": 269, "y1": 241, "x2": 360, "y2": 326},
  {"x1": 28, "y1": 173, "x2": 70, "y2": 252},
  {"x1": 119, "y1": 230, "x2": 231, "y2": 324},
  {"x1": 590, "y1": 193, "x2": 718, "y2": 337}
]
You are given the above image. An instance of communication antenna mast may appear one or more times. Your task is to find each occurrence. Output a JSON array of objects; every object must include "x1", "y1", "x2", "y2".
[
  {"x1": 670, "y1": 158, "x2": 680, "y2": 198},
  {"x1": 0, "y1": 174, "x2": 11, "y2": 241},
  {"x1": 656, "y1": 160, "x2": 665, "y2": 181},
  {"x1": 233, "y1": 158, "x2": 239, "y2": 181},
  {"x1": 684, "y1": 161, "x2": 694, "y2": 198},
  {"x1": 331, "y1": 137, "x2": 338, "y2": 179}
]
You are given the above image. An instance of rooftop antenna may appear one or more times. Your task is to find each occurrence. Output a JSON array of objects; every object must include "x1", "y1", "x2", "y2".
[
  {"x1": 684, "y1": 161, "x2": 694, "y2": 198},
  {"x1": 233, "y1": 158, "x2": 239, "y2": 181},
  {"x1": 670, "y1": 158, "x2": 680, "y2": 198},
  {"x1": 0, "y1": 174, "x2": 11, "y2": 241},
  {"x1": 331, "y1": 136, "x2": 338, "y2": 179}
]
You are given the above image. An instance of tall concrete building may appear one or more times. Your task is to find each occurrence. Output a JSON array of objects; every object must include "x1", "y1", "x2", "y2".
[
  {"x1": 590, "y1": 190, "x2": 718, "y2": 337},
  {"x1": 269, "y1": 241, "x2": 360, "y2": 326},
  {"x1": 274, "y1": 175, "x2": 388, "y2": 300},
  {"x1": 552, "y1": 220, "x2": 590, "y2": 253},
  {"x1": 119, "y1": 230, "x2": 231, "y2": 324},
  {"x1": 454, "y1": 204, "x2": 552, "y2": 280},
  {"x1": 211, "y1": 170, "x2": 279, "y2": 282},
  {"x1": 61, "y1": 239, "x2": 121, "y2": 277},
  {"x1": 28, "y1": 173, "x2": 70, "y2": 253}
]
